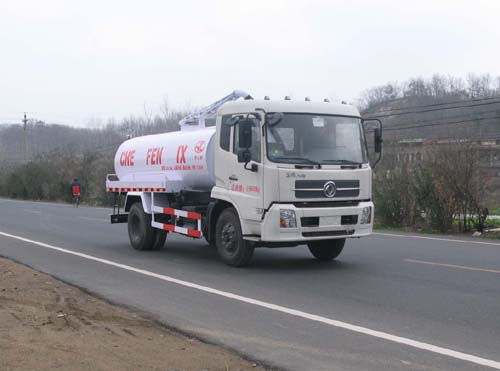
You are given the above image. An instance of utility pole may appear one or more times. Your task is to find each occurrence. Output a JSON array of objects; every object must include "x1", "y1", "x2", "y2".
[{"x1": 22, "y1": 112, "x2": 28, "y2": 162}]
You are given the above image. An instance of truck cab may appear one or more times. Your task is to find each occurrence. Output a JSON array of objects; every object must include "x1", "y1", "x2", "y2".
[{"x1": 210, "y1": 99, "x2": 380, "y2": 262}]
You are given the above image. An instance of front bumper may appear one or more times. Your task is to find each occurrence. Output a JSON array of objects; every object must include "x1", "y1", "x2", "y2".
[{"x1": 260, "y1": 201, "x2": 373, "y2": 242}]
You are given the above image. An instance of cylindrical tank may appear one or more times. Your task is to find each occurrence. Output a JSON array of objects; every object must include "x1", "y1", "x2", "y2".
[{"x1": 114, "y1": 127, "x2": 216, "y2": 191}]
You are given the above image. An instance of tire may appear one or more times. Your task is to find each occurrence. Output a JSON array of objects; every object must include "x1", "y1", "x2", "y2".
[
  {"x1": 204, "y1": 235, "x2": 216, "y2": 249},
  {"x1": 215, "y1": 208, "x2": 254, "y2": 267},
  {"x1": 128, "y1": 203, "x2": 155, "y2": 251},
  {"x1": 151, "y1": 230, "x2": 167, "y2": 250},
  {"x1": 307, "y1": 239, "x2": 345, "y2": 261}
]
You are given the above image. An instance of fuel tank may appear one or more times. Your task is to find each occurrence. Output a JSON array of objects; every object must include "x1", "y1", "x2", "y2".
[{"x1": 114, "y1": 127, "x2": 216, "y2": 191}]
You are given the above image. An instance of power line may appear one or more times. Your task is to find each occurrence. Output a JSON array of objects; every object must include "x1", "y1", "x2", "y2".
[
  {"x1": 366, "y1": 99, "x2": 500, "y2": 119},
  {"x1": 364, "y1": 111, "x2": 500, "y2": 133},
  {"x1": 363, "y1": 94, "x2": 500, "y2": 115},
  {"x1": 385, "y1": 114, "x2": 499, "y2": 132},
  {"x1": 382, "y1": 108, "x2": 500, "y2": 130},
  {"x1": 372, "y1": 132, "x2": 500, "y2": 146},
  {"x1": 386, "y1": 110, "x2": 500, "y2": 131}
]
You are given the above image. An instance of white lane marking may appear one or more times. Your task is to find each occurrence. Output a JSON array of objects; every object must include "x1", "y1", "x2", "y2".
[
  {"x1": 1, "y1": 231, "x2": 499, "y2": 370},
  {"x1": 405, "y1": 259, "x2": 500, "y2": 275},
  {"x1": 374, "y1": 232, "x2": 500, "y2": 247},
  {"x1": 78, "y1": 216, "x2": 108, "y2": 222},
  {"x1": 23, "y1": 209, "x2": 41, "y2": 214}
]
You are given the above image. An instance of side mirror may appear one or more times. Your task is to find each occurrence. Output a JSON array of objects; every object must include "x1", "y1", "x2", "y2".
[
  {"x1": 238, "y1": 121, "x2": 253, "y2": 149},
  {"x1": 374, "y1": 128, "x2": 382, "y2": 153},
  {"x1": 361, "y1": 118, "x2": 383, "y2": 168},
  {"x1": 237, "y1": 149, "x2": 251, "y2": 163}
]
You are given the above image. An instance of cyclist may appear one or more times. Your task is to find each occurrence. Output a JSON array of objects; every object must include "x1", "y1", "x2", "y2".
[{"x1": 71, "y1": 177, "x2": 81, "y2": 207}]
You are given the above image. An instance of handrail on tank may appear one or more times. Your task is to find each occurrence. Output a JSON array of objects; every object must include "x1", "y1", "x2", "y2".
[{"x1": 178, "y1": 90, "x2": 253, "y2": 130}]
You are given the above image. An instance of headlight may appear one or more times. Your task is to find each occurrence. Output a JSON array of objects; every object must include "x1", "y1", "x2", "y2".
[
  {"x1": 280, "y1": 209, "x2": 297, "y2": 228},
  {"x1": 360, "y1": 206, "x2": 372, "y2": 224}
]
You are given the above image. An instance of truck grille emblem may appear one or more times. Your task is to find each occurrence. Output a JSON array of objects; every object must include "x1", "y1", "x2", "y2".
[{"x1": 323, "y1": 181, "x2": 337, "y2": 198}]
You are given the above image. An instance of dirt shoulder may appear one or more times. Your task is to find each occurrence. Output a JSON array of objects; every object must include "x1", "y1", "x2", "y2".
[{"x1": 0, "y1": 257, "x2": 267, "y2": 371}]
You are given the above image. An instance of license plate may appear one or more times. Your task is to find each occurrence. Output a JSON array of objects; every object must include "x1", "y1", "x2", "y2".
[{"x1": 320, "y1": 216, "x2": 340, "y2": 226}]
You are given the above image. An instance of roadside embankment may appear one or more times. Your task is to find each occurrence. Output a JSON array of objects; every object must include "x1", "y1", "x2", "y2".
[{"x1": 0, "y1": 257, "x2": 267, "y2": 371}]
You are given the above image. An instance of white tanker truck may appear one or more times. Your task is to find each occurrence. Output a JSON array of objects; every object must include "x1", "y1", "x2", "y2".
[{"x1": 106, "y1": 90, "x2": 382, "y2": 266}]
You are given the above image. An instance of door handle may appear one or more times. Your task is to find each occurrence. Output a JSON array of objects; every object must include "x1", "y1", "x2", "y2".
[{"x1": 229, "y1": 175, "x2": 238, "y2": 181}]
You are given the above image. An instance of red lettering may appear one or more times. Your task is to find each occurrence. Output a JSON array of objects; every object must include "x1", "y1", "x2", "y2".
[
  {"x1": 157, "y1": 147, "x2": 163, "y2": 164},
  {"x1": 231, "y1": 184, "x2": 244, "y2": 192},
  {"x1": 177, "y1": 145, "x2": 187, "y2": 163},
  {"x1": 146, "y1": 147, "x2": 164, "y2": 166},
  {"x1": 129, "y1": 150, "x2": 135, "y2": 166},
  {"x1": 120, "y1": 150, "x2": 136, "y2": 167},
  {"x1": 151, "y1": 148, "x2": 157, "y2": 164},
  {"x1": 245, "y1": 185, "x2": 261, "y2": 193}
]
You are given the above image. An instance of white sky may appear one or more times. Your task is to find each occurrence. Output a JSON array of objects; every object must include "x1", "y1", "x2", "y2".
[{"x1": 1, "y1": 0, "x2": 499, "y2": 126}]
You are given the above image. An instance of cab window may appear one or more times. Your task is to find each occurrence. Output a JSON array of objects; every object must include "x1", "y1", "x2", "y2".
[
  {"x1": 233, "y1": 117, "x2": 261, "y2": 162},
  {"x1": 220, "y1": 115, "x2": 232, "y2": 151}
]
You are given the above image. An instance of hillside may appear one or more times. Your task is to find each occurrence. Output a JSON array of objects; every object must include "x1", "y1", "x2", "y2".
[
  {"x1": 360, "y1": 74, "x2": 500, "y2": 143},
  {"x1": 1, "y1": 74, "x2": 499, "y2": 206},
  {"x1": 0, "y1": 123, "x2": 123, "y2": 167},
  {"x1": 0, "y1": 113, "x2": 184, "y2": 205}
]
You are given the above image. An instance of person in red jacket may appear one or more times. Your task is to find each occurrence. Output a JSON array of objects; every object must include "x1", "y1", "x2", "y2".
[{"x1": 71, "y1": 177, "x2": 81, "y2": 207}]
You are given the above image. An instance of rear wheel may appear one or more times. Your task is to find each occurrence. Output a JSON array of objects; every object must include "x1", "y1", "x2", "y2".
[
  {"x1": 151, "y1": 230, "x2": 167, "y2": 250},
  {"x1": 216, "y1": 208, "x2": 254, "y2": 267},
  {"x1": 307, "y1": 239, "x2": 345, "y2": 261},
  {"x1": 128, "y1": 203, "x2": 156, "y2": 251}
]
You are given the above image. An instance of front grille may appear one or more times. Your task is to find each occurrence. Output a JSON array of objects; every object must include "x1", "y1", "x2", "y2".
[
  {"x1": 293, "y1": 200, "x2": 362, "y2": 208},
  {"x1": 295, "y1": 189, "x2": 359, "y2": 198},
  {"x1": 302, "y1": 230, "x2": 355, "y2": 238},
  {"x1": 295, "y1": 180, "x2": 360, "y2": 199},
  {"x1": 295, "y1": 180, "x2": 359, "y2": 189}
]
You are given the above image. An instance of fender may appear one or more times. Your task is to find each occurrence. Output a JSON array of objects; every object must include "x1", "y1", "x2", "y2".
[
  {"x1": 206, "y1": 199, "x2": 233, "y2": 244},
  {"x1": 210, "y1": 186, "x2": 244, "y2": 221},
  {"x1": 125, "y1": 192, "x2": 152, "y2": 213},
  {"x1": 209, "y1": 186, "x2": 255, "y2": 237}
]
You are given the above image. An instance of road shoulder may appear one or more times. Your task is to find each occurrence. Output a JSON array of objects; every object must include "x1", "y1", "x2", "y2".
[{"x1": 0, "y1": 257, "x2": 267, "y2": 371}]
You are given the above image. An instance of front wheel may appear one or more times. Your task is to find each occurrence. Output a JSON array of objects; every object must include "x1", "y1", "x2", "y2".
[
  {"x1": 215, "y1": 208, "x2": 254, "y2": 267},
  {"x1": 307, "y1": 239, "x2": 345, "y2": 261}
]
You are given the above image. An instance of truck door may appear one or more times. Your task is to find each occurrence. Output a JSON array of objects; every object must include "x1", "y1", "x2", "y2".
[{"x1": 228, "y1": 115, "x2": 264, "y2": 225}]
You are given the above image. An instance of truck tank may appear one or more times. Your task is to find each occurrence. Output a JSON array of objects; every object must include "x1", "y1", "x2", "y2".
[{"x1": 114, "y1": 127, "x2": 216, "y2": 191}]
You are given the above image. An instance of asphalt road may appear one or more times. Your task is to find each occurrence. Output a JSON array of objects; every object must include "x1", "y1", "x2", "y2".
[{"x1": 1, "y1": 198, "x2": 500, "y2": 371}]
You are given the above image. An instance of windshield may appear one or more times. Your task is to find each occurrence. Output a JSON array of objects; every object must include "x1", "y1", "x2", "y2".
[{"x1": 266, "y1": 113, "x2": 367, "y2": 164}]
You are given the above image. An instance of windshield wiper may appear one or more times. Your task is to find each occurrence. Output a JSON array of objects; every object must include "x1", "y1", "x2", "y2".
[
  {"x1": 273, "y1": 156, "x2": 321, "y2": 166},
  {"x1": 321, "y1": 159, "x2": 362, "y2": 165}
]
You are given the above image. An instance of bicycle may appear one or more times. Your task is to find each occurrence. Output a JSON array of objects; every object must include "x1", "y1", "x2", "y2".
[{"x1": 73, "y1": 194, "x2": 80, "y2": 208}]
